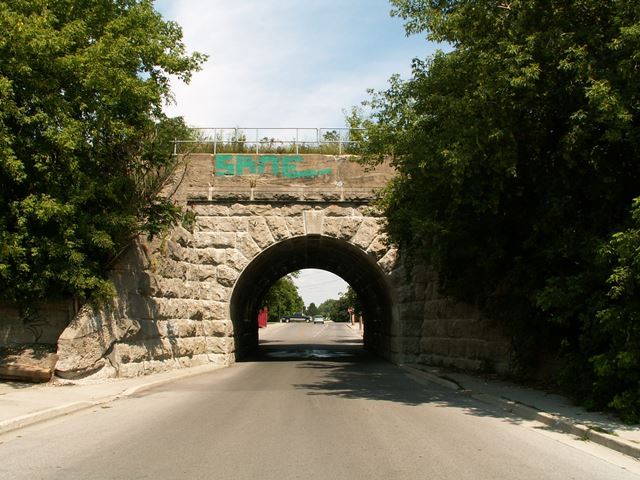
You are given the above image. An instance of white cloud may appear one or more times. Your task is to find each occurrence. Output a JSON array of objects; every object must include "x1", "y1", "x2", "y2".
[
  {"x1": 294, "y1": 269, "x2": 349, "y2": 307},
  {"x1": 158, "y1": 0, "x2": 435, "y2": 128}
]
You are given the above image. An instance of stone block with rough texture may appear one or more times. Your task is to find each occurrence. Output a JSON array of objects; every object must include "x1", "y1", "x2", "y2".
[
  {"x1": 0, "y1": 346, "x2": 58, "y2": 383},
  {"x1": 37, "y1": 154, "x2": 512, "y2": 380}
]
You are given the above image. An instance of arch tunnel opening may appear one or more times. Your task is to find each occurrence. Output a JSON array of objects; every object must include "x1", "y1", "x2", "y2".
[{"x1": 230, "y1": 235, "x2": 394, "y2": 361}]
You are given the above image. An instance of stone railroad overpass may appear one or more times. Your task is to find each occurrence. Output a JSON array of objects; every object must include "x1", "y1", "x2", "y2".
[{"x1": 42, "y1": 153, "x2": 510, "y2": 379}]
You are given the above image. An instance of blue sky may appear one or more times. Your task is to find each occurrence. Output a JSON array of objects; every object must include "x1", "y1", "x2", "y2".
[
  {"x1": 154, "y1": 0, "x2": 438, "y2": 306},
  {"x1": 155, "y1": 0, "x2": 438, "y2": 128}
]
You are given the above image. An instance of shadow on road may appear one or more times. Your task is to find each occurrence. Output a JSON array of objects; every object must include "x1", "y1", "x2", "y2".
[
  {"x1": 245, "y1": 325, "x2": 542, "y2": 429},
  {"x1": 244, "y1": 343, "x2": 363, "y2": 363},
  {"x1": 245, "y1": 336, "x2": 527, "y2": 426},
  {"x1": 292, "y1": 358, "x2": 533, "y2": 427}
]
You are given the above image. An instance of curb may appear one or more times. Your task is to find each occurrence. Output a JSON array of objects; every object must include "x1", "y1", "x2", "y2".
[
  {"x1": 401, "y1": 365, "x2": 461, "y2": 391},
  {"x1": 472, "y1": 393, "x2": 640, "y2": 459},
  {"x1": 0, "y1": 401, "x2": 95, "y2": 436},
  {"x1": 0, "y1": 363, "x2": 226, "y2": 436},
  {"x1": 403, "y1": 365, "x2": 640, "y2": 460}
]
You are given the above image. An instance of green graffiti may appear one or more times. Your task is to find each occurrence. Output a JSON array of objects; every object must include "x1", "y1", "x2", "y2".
[
  {"x1": 235, "y1": 155, "x2": 257, "y2": 175},
  {"x1": 215, "y1": 154, "x2": 235, "y2": 176},
  {"x1": 288, "y1": 168, "x2": 333, "y2": 178},
  {"x1": 280, "y1": 155, "x2": 301, "y2": 178},
  {"x1": 258, "y1": 155, "x2": 279, "y2": 175},
  {"x1": 214, "y1": 154, "x2": 332, "y2": 178}
]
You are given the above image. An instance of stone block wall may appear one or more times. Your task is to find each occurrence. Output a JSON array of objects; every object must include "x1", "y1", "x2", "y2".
[
  {"x1": 389, "y1": 264, "x2": 511, "y2": 374},
  {"x1": 53, "y1": 196, "x2": 397, "y2": 378},
  {"x1": 52, "y1": 209, "x2": 512, "y2": 378},
  {"x1": 0, "y1": 300, "x2": 75, "y2": 346},
  {"x1": 43, "y1": 153, "x2": 513, "y2": 379},
  {"x1": 54, "y1": 235, "x2": 234, "y2": 379}
]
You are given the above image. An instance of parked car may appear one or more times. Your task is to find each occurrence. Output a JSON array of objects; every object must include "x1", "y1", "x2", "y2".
[
  {"x1": 313, "y1": 315, "x2": 325, "y2": 324},
  {"x1": 282, "y1": 312, "x2": 310, "y2": 323}
]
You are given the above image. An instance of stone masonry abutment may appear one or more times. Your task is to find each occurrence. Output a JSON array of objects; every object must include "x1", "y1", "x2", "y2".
[{"x1": 12, "y1": 153, "x2": 512, "y2": 379}]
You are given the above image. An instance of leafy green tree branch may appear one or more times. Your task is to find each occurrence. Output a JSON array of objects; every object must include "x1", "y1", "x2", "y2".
[
  {"x1": 0, "y1": 0, "x2": 206, "y2": 314},
  {"x1": 356, "y1": 0, "x2": 640, "y2": 420}
]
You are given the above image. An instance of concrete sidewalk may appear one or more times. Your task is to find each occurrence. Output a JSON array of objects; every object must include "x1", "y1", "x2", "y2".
[
  {"x1": 1, "y1": 356, "x2": 639, "y2": 462},
  {"x1": 0, "y1": 363, "x2": 225, "y2": 435},
  {"x1": 404, "y1": 364, "x2": 640, "y2": 460}
]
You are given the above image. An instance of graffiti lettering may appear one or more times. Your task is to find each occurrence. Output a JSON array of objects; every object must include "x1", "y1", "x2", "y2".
[{"x1": 215, "y1": 154, "x2": 332, "y2": 178}]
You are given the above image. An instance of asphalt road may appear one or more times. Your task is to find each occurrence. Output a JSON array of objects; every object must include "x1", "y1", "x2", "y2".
[{"x1": 1, "y1": 322, "x2": 639, "y2": 480}]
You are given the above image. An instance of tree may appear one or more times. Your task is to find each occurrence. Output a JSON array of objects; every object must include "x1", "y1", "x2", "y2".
[
  {"x1": 317, "y1": 298, "x2": 337, "y2": 318},
  {"x1": 591, "y1": 197, "x2": 640, "y2": 422},
  {"x1": 307, "y1": 302, "x2": 319, "y2": 317},
  {"x1": 328, "y1": 286, "x2": 361, "y2": 322},
  {"x1": 262, "y1": 275, "x2": 304, "y2": 322},
  {"x1": 358, "y1": 1, "x2": 640, "y2": 418},
  {"x1": 0, "y1": 1, "x2": 206, "y2": 314}
]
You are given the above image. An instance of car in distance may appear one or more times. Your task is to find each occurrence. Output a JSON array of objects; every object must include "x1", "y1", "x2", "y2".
[
  {"x1": 282, "y1": 312, "x2": 310, "y2": 323},
  {"x1": 313, "y1": 315, "x2": 325, "y2": 324}
]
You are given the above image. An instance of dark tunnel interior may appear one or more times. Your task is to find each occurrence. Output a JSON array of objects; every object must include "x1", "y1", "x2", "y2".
[{"x1": 230, "y1": 235, "x2": 393, "y2": 359}]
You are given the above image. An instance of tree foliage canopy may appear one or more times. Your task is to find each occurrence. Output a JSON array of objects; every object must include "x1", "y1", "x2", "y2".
[
  {"x1": 263, "y1": 275, "x2": 304, "y2": 322},
  {"x1": 306, "y1": 302, "x2": 319, "y2": 317},
  {"x1": 324, "y1": 286, "x2": 361, "y2": 322},
  {"x1": 316, "y1": 298, "x2": 337, "y2": 319},
  {"x1": 0, "y1": 1, "x2": 206, "y2": 312},
  {"x1": 357, "y1": 0, "x2": 640, "y2": 420}
]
